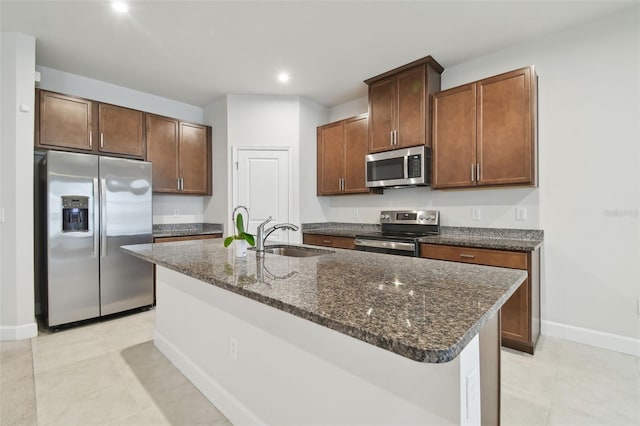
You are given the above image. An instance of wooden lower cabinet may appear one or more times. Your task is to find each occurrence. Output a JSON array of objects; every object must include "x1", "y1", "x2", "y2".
[
  {"x1": 154, "y1": 234, "x2": 221, "y2": 243},
  {"x1": 303, "y1": 233, "x2": 355, "y2": 250},
  {"x1": 420, "y1": 243, "x2": 540, "y2": 354}
]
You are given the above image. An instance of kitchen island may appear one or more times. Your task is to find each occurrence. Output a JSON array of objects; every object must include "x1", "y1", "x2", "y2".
[{"x1": 122, "y1": 239, "x2": 526, "y2": 425}]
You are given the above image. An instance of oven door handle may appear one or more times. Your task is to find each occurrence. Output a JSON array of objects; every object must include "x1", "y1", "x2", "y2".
[{"x1": 354, "y1": 239, "x2": 416, "y2": 252}]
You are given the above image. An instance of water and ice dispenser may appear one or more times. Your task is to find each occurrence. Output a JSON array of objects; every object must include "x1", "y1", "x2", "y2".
[{"x1": 61, "y1": 196, "x2": 89, "y2": 232}]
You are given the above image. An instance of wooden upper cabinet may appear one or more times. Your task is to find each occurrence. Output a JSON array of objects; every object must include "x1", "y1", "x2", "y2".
[
  {"x1": 477, "y1": 68, "x2": 534, "y2": 186},
  {"x1": 37, "y1": 91, "x2": 93, "y2": 151},
  {"x1": 432, "y1": 83, "x2": 477, "y2": 188},
  {"x1": 432, "y1": 66, "x2": 537, "y2": 189},
  {"x1": 396, "y1": 66, "x2": 426, "y2": 148},
  {"x1": 179, "y1": 122, "x2": 210, "y2": 194},
  {"x1": 317, "y1": 121, "x2": 344, "y2": 195},
  {"x1": 343, "y1": 115, "x2": 369, "y2": 193},
  {"x1": 146, "y1": 114, "x2": 212, "y2": 195},
  {"x1": 98, "y1": 104, "x2": 144, "y2": 158},
  {"x1": 368, "y1": 78, "x2": 395, "y2": 152},
  {"x1": 146, "y1": 114, "x2": 180, "y2": 192},
  {"x1": 365, "y1": 56, "x2": 443, "y2": 153},
  {"x1": 36, "y1": 89, "x2": 146, "y2": 159},
  {"x1": 317, "y1": 114, "x2": 376, "y2": 196}
]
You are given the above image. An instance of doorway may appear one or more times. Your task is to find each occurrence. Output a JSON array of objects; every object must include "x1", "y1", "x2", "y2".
[{"x1": 231, "y1": 147, "x2": 293, "y2": 244}]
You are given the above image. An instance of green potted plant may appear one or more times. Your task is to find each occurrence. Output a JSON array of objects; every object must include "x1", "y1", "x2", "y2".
[{"x1": 224, "y1": 206, "x2": 255, "y2": 257}]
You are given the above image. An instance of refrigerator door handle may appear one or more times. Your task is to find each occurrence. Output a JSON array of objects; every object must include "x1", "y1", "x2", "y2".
[
  {"x1": 101, "y1": 178, "x2": 107, "y2": 257},
  {"x1": 93, "y1": 177, "x2": 99, "y2": 257}
]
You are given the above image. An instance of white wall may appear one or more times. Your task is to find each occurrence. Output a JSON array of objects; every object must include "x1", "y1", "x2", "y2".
[
  {"x1": 299, "y1": 97, "x2": 330, "y2": 223},
  {"x1": 203, "y1": 94, "x2": 329, "y2": 240},
  {"x1": 323, "y1": 7, "x2": 640, "y2": 350},
  {"x1": 37, "y1": 66, "x2": 203, "y2": 122},
  {"x1": 0, "y1": 32, "x2": 38, "y2": 340},
  {"x1": 203, "y1": 96, "x2": 230, "y2": 227},
  {"x1": 36, "y1": 66, "x2": 208, "y2": 224}
]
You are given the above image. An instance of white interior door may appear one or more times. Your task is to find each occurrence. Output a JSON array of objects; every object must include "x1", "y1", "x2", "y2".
[{"x1": 233, "y1": 148, "x2": 291, "y2": 243}]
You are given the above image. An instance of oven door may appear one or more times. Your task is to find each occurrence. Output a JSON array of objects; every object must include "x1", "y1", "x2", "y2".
[{"x1": 354, "y1": 238, "x2": 418, "y2": 257}]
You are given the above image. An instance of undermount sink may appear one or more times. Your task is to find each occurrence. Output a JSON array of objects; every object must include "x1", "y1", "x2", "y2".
[{"x1": 259, "y1": 244, "x2": 334, "y2": 258}]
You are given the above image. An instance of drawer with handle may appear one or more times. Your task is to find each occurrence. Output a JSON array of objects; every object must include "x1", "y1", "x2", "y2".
[
  {"x1": 303, "y1": 233, "x2": 355, "y2": 250},
  {"x1": 419, "y1": 243, "x2": 527, "y2": 270}
]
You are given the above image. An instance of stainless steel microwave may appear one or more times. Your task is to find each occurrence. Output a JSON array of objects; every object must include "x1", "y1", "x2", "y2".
[{"x1": 365, "y1": 146, "x2": 430, "y2": 188}]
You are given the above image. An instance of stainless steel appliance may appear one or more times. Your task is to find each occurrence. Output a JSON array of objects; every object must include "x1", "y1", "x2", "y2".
[
  {"x1": 365, "y1": 146, "x2": 430, "y2": 188},
  {"x1": 354, "y1": 210, "x2": 440, "y2": 257},
  {"x1": 39, "y1": 151, "x2": 153, "y2": 327}
]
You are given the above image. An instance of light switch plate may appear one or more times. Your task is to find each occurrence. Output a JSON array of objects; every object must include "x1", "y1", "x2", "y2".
[
  {"x1": 472, "y1": 208, "x2": 481, "y2": 221},
  {"x1": 0, "y1": 207, "x2": 4, "y2": 223}
]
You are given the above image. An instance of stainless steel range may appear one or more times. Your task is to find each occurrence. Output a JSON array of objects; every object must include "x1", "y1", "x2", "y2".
[{"x1": 354, "y1": 210, "x2": 440, "y2": 257}]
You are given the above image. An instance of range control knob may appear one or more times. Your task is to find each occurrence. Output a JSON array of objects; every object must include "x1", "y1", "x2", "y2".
[
  {"x1": 418, "y1": 215, "x2": 427, "y2": 221},
  {"x1": 380, "y1": 214, "x2": 389, "y2": 221}
]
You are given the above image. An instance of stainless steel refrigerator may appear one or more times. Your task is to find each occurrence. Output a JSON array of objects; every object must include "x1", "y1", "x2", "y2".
[{"x1": 40, "y1": 151, "x2": 153, "y2": 327}]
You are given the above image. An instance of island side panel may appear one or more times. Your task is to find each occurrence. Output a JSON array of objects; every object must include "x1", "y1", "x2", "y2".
[{"x1": 154, "y1": 266, "x2": 482, "y2": 426}]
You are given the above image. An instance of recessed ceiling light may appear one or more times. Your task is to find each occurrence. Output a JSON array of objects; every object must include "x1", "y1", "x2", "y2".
[
  {"x1": 112, "y1": 2, "x2": 129, "y2": 13},
  {"x1": 277, "y1": 72, "x2": 290, "y2": 83}
]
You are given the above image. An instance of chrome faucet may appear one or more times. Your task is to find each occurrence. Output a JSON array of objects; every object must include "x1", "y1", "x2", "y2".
[{"x1": 256, "y1": 216, "x2": 299, "y2": 254}]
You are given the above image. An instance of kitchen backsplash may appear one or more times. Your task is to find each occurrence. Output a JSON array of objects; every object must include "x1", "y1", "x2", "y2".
[{"x1": 153, "y1": 194, "x2": 205, "y2": 224}]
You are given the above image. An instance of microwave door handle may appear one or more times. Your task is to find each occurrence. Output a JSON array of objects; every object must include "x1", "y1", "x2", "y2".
[{"x1": 404, "y1": 154, "x2": 409, "y2": 178}]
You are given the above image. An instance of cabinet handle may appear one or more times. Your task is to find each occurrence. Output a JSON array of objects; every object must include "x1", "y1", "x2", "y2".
[
  {"x1": 394, "y1": 130, "x2": 398, "y2": 145},
  {"x1": 322, "y1": 240, "x2": 332, "y2": 244},
  {"x1": 471, "y1": 164, "x2": 475, "y2": 182},
  {"x1": 460, "y1": 254, "x2": 476, "y2": 259},
  {"x1": 89, "y1": 132, "x2": 92, "y2": 147},
  {"x1": 342, "y1": 178, "x2": 345, "y2": 191},
  {"x1": 180, "y1": 177, "x2": 184, "y2": 191},
  {"x1": 477, "y1": 163, "x2": 481, "y2": 182},
  {"x1": 177, "y1": 178, "x2": 181, "y2": 191},
  {"x1": 100, "y1": 133, "x2": 104, "y2": 148},
  {"x1": 390, "y1": 131, "x2": 394, "y2": 146}
]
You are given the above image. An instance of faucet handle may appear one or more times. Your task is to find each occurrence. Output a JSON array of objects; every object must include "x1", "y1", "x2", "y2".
[{"x1": 259, "y1": 216, "x2": 273, "y2": 228}]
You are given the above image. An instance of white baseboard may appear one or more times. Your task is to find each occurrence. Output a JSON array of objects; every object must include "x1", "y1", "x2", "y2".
[
  {"x1": 154, "y1": 331, "x2": 264, "y2": 426},
  {"x1": 0, "y1": 322, "x2": 38, "y2": 341},
  {"x1": 542, "y1": 320, "x2": 640, "y2": 357}
]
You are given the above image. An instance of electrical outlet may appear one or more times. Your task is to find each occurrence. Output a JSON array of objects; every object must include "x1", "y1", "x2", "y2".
[
  {"x1": 472, "y1": 208, "x2": 481, "y2": 221},
  {"x1": 354, "y1": 208, "x2": 359, "y2": 218},
  {"x1": 229, "y1": 337, "x2": 238, "y2": 360},
  {"x1": 0, "y1": 207, "x2": 4, "y2": 223},
  {"x1": 516, "y1": 207, "x2": 528, "y2": 221},
  {"x1": 637, "y1": 298, "x2": 640, "y2": 316},
  {"x1": 173, "y1": 209, "x2": 179, "y2": 217}
]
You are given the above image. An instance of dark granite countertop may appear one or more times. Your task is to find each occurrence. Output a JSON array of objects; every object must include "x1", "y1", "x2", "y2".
[
  {"x1": 122, "y1": 239, "x2": 526, "y2": 363},
  {"x1": 302, "y1": 222, "x2": 379, "y2": 238},
  {"x1": 153, "y1": 223, "x2": 223, "y2": 238},
  {"x1": 303, "y1": 223, "x2": 543, "y2": 252},
  {"x1": 420, "y1": 227, "x2": 543, "y2": 252}
]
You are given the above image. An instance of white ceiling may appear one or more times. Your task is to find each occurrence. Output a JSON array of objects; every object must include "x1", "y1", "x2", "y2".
[{"x1": 1, "y1": 0, "x2": 636, "y2": 108}]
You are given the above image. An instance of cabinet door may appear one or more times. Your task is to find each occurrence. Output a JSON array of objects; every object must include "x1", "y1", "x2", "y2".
[
  {"x1": 432, "y1": 84, "x2": 477, "y2": 188},
  {"x1": 501, "y1": 279, "x2": 531, "y2": 344},
  {"x1": 477, "y1": 67, "x2": 534, "y2": 186},
  {"x1": 343, "y1": 115, "x2": 369, "y2": 193},
  {"x1": 146, "y1": 114, "x2": 180, "y2": 193},
  {"x1": 396, "y1": 65, "x2": 426, "y2": 148},
  {"x1": 303, "y1": 234, "x2": 355, "y2": 250},
  {"x1": 179, "y1": 122, "x2": 210, "y2": 195},
  {"x1": 98, "y1": 104, "x2": 144, "y2": 157},
  {"x1": 317, "y1": 121, "x2": 345, "y2": 195},
  {"x1": 368, "y1": 78, "x2": 395, "y2": 153},
  {"x1": 38, "y1": 91, "x2": 93, "y2": 150}
]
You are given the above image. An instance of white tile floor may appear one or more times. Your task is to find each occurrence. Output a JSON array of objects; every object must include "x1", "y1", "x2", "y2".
[{"x1": 1, "y1": 308, "x2": 639, "y2": 425}]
